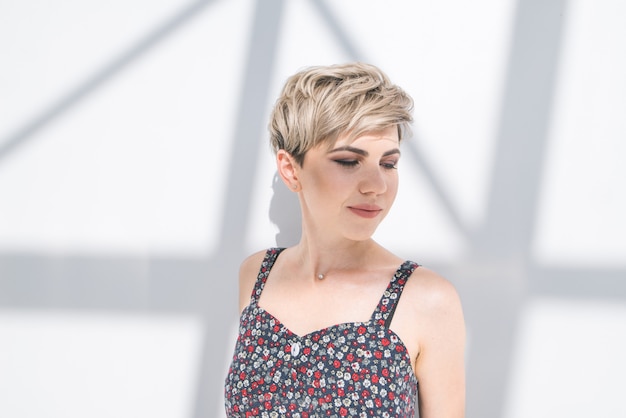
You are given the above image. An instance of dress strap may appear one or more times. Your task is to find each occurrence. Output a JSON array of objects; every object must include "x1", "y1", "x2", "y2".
[
  {"x1": 371, "y1": 261, "x2": 419, "y2": 328},
  {"x1": 250, "y1": 248, "x2": 285, "y2": 305}
]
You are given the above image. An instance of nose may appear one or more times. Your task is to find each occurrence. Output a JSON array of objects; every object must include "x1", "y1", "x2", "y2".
[{"x1": 359, "y1": 164, "x2": 387, "y2": 195}]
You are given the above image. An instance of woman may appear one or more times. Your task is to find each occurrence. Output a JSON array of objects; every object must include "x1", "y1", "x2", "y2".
[{"x1": 225, "y1": 62, "x2": 465, "y2": 417}]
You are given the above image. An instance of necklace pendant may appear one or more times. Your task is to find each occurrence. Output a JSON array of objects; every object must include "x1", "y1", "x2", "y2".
[{"x1": 317, "y1": 273, "x2": 325, "y2": 280}]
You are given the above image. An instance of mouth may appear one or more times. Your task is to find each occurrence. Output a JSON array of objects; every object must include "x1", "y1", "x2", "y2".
[{"x1": 348, "y1": 204, "x2": 383, "y2": 219}]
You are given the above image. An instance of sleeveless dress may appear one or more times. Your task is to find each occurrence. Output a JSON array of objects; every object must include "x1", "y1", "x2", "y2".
[{"x1": 224, "y1": 248, "x2": 420, "y2": 417}]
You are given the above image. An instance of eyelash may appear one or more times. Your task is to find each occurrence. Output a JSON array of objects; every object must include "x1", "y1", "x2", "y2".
[
  {"x1": 334, "y1": 160, "x2": 359, "y2": 167},
  {"x1": 334, "y1": 160, "x2": 398, "y2": 170}
]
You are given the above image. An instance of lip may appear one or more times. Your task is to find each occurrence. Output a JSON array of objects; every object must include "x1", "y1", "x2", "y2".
[{"x1": 348, "y1": 204, "x2": 383, "y2": 219}]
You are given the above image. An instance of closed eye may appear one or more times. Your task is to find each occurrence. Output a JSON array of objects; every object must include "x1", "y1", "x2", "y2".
[
  {"x1": 380, "y1": 162, "x2": 398, "y2": 170},
  {"x1": 334, "y1": 159, "x2": 359, "y2": 167}
]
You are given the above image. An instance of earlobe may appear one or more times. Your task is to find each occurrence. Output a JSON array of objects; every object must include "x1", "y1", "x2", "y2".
[{"x1": 276, "y1": 150, "x2": 301, "y2": 192}]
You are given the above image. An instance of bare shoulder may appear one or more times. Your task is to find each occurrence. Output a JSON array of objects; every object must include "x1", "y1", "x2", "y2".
[
  {"x1": 397, "y1": 265, "x2": 465, "y2": 356},
  {"x1": 402, "y1": 266, "x2": 466, "y2": 417},
  {"x1": 405, "y1": 266, "x2": 463, "y2": 314},
  {"x1": 237, "y1": 249, "x2": 268, "y2": 312}
]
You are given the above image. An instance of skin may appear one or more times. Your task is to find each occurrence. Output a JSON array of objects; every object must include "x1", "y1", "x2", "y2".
[{"x1": 238, "y1": 126, "x2": 466, "y2": 417}]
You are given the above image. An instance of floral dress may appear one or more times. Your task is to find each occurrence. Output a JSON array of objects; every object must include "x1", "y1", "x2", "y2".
[{"x1": 224, "y1": 248, "x2": 419, "y2": 417}]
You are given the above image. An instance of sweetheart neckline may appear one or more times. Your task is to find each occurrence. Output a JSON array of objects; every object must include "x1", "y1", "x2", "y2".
[{"x1": 242, "y1": 302, "x2": 419, "y2": 383}]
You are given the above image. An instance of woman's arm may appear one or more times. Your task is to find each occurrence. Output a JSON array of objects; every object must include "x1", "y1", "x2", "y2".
[{"x1": 414, "y1": 272, "x2": 466, "y2": 418}]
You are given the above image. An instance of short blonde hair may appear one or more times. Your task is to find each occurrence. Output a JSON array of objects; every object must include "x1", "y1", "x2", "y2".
[{"x1": 269, "y1": 62, "x2": 414, "y2": 166}]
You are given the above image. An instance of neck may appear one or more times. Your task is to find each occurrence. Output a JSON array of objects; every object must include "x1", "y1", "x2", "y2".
[{"x1": 293, "y1": 234, "x2": 379, "y2": 281}]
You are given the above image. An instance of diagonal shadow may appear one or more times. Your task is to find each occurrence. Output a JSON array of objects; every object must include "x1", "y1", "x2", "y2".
[
  {"x1": 309, "y1": 0, "x2": 366, "y2": 60},
  {"x1": 0, "y1": 0, "x2": 217, "y2": 163},
  {"x1": 403, "y1": 139, "x2": 473, "y2": 242}
]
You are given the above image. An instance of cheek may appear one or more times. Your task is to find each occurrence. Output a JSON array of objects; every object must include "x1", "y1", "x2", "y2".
[
  {"x1": 312, "y1": 167, "x2": 352, "y2": 191},
  {"x1": 387, "y1": 175, "x2": 399, "y2": 200},
  {"x1": 300, "y1": 169, "x2": 348, "y2": 209}
]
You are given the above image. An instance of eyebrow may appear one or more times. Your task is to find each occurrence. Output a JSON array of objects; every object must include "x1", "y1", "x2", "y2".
[{"x1": 328, "y1": 145, "x2": 401, "y2": 157}]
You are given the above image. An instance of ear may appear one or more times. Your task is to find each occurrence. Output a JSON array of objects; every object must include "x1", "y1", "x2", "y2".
[{"x1": 276, "y1": 150, "x2": 301, "y2": 192}]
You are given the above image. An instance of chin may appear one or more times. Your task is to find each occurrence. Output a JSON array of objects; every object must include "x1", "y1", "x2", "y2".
[{"x1": 343, "y1": 226, "x2": 380, "y2": 242}]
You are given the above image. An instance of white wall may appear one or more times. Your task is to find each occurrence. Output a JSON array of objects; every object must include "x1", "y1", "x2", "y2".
[{"x1": 1, "y1": 1, "x2": 625, "y2": 417}]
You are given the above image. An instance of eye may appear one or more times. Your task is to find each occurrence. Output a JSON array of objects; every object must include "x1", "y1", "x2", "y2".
[
  {"x1": 380, "y1": 160, "x2": 399, "y2": 170},
  {"x1": 334, "y1": 159, "x2": 360, "y2": 168}
]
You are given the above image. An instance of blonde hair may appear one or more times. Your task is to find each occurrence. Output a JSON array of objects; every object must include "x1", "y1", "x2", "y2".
[{"x1": 269, "y1": 62, "x2": 414, "y2": 166}]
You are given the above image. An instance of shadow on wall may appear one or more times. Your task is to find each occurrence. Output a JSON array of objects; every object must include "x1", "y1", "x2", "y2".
[{"x1": 269, "y1": 172, "x2": 302, "y2": 248}]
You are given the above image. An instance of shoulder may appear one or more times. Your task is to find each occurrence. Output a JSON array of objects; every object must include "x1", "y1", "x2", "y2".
[
  {"x1": 403, "y1": 265, "x2": 465, "y2": 360},
  {"x1": 237, "y1": 249, "x2": 270, "y2": 312},
  {"x1": 239, "y1": 249, "x2": 269, "y2": 280},
  {"x1": 405, "y1": 266, "x2": 463, "y2": 314},
  {"x1": 398, "y1": 265, "x2": 465, "y2": 354},
  {"x1": 402, "y1": 266, "x2": 466, "y2": 416}
]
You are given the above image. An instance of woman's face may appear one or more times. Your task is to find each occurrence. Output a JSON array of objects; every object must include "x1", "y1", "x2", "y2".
[{"x1": 296, "y1": 125, "x2": 401, "y2": 243}]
